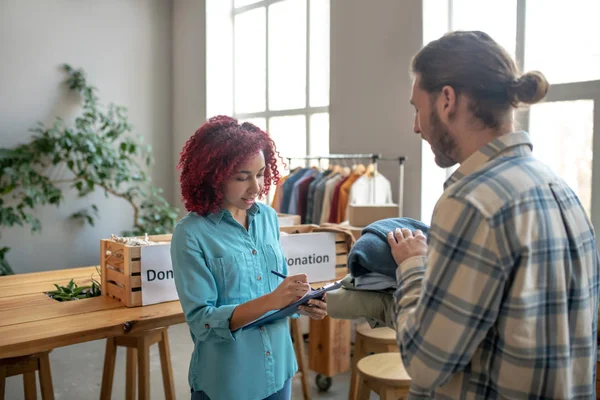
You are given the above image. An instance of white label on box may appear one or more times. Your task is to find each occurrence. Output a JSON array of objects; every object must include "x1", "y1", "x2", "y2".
[
  {"x1": 280, "y1": 232, "x2": 336, "y2": 283},
  {"x1": 278, "y1": 216, "x2": 296, "y2": 227},
  {"x1": 140, "y1": 244, "x2": 179, "y2": 306}
]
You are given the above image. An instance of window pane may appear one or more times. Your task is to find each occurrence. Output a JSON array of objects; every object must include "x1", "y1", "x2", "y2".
[
  {"x1": 529, "y1": 100, "x2": 594, "y2": 216},
  {"x1": 235, "y1": 0, "x2": 262, "y2": 7},
  {"x1": 268, "y1": 0, "x2": 307, "y2": 110},
  {"x1": 309, "y1": 113, "x2": 329, "y2": 166},
  {"x1": 234, "y1": 8, "x2": 266, "y2": 114},
  {"x1": 451, "y1": 0, "x2": 517, "y2": 58},
  {"x1": 525, "y1": 0, "x2": 600, "y2": 84},
  {"x1": 206, "y1": 0, "x2": 233, "y2": 118},
  {"x1": 239, "y1": 117, "x2": 267, "y2": 131},
  {"x1": 309, "y1": 0, "x2": 329, "y2": 107},
  {"x1": 269, "y1": 116, "x2": 307, "y2": 161},
  {"x1": 423, "y1": 0, "x2": 448, "y2": 45}
]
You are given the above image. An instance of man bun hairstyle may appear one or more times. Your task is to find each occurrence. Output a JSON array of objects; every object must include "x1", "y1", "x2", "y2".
[
  {"x1": 412, "y1": 30, "x2": 549, "y2": 129},
  {"x1": 509, "y1": 71, "x2": 549, "y2": 106}
]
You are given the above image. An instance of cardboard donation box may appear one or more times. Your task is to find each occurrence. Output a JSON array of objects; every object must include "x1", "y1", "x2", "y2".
[
  {"x1": 101, "y1": 234, "x2": 178, "y2": 307},
  {"x1": 347, "y1": 204, "x2": 399, "y2": 227},
  {"x1": 277, "y1": 213, "x2": 301, "y2": 227}
]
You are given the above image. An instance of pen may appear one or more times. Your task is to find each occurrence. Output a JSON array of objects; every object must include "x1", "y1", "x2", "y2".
[{"x1": 270, "y1": 270, "x2": 315, "y2": 291}]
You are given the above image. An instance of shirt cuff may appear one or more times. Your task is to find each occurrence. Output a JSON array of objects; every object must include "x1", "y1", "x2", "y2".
[
  {"x1": 203, "y1": 304, "x2": 242, "y2": 342},
  {"x1": 396, "y1": 256, "x2": 427, "y2": 283}
]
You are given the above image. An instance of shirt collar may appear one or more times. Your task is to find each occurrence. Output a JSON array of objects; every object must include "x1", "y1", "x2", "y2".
[
  {"x1": 206, "y1": 202, "x2": 260, "y2": 226},
  {"x1": 444, "y1": 131, "x2": 533, "y2": 189}
]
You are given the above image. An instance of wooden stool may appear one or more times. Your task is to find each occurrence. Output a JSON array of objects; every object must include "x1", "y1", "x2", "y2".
[
  {"x1": 349, "y1": 322, "x2": 398, "y2": 400},
  {"x1": 0, "y1": 351, "x2": 54, "y2": 400},
  {"x1": 100, "y1": 327, "x2": 175, "y2": 400},
  {"x1": 356, "y1": 353, "x2": 410, "y2": 400},
  {"x1": 290, "y1": 319, "x2": 310, "y2": 400}
]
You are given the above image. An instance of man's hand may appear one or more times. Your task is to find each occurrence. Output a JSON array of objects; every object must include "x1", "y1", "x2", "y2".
[{"x1": 387, "y1": 228, "x2": 428, "y2": 265}]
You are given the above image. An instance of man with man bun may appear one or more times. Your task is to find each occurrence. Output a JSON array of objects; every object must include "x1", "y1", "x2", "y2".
[{"x1": 387, "y1": 31, "x2": 599, "y2": 399}]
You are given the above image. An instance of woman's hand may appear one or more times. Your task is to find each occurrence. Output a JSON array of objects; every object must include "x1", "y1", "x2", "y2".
[
  {"x1": 298, "y1": 293, "x2": 327, "y2": 320},
  {"x1": 269, "y1": 273, "x2": 311, "y2": 309}
]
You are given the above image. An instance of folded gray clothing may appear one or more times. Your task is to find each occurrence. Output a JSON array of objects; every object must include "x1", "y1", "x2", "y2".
[
  {"x1": 348, "y1": 217, "x2": 430, "y2": 278},
  {"x1": 354, "y1": 272, "x2": 397, "y2": 291},
  {"x1": 327, "y1": 274, "x2": 395, "y2": 329}
]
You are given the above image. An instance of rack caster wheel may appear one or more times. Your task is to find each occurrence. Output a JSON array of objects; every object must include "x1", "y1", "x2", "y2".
[{"x1": 315, "y1": 374, "x2": 332, "y2": 391}]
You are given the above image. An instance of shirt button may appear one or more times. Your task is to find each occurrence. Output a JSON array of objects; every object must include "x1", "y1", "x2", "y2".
[
  {"x1": 260, "y1": 326, "x2": 264, "y2": 331},
  {"x1": 204, "y1": 324, "x2": 210, "y2": 329},
  {"x1": 266, "y1": 351, "x2": 271, "y2": 356},
  {"x1": 252, "y1": 249, "x2": 257, "y2": 255},
  {"x1": 257, "y1": 275, "x2": 262, "y2": 281}
]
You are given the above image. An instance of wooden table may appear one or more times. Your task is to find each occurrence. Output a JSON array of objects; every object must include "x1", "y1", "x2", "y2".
[
  {"x1": 0, "y1": 266, "x2": 185, "y2": 360},
  {"x1": 0, "y1": 265, "x2": 349, "y2": 398}
]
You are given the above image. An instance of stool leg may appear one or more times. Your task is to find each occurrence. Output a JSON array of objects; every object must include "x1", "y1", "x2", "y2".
[
  {"x1": 0, "y1": 365, "x2": 6, "y2": 400},
  {"x1": 38, "y1": 352, "x2": 54, "y2": 400},
  {"x1": 125, "y1": 348, "x2": 137, "y2": 400},
  {"x1": 380, "y1": 388, "x2": 399, "y2": 400},
  {"x1": 349, "y1": 335, "x2": 365, "y2": 400},
  {"x1": 158, "y1": 329, "x2": 176, "y2": 400},
  {"x1": 291, "y1": 319, "x2": 310, "y2": 400},
  {"x1": 356, "y1": 376, "x2": 371, "y2": 400},
  {"x1": 100, "y1": 337, "x2": 117, "y2": 400},
  {"x1": 137, "y1": 335, "x2": 151, "y2": 400},
  {"x1": 23, "y1": 371, "x2": 37, "y2": 400}
]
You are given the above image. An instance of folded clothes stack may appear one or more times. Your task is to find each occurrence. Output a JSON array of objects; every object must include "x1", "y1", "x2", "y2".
[{"x1": 327, "y1": 217, "x2": 430, "y2": 328}]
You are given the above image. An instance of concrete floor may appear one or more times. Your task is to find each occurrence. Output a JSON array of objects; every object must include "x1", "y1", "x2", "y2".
[{"x1": 4, "y1": 323, "x2": 380, "y2": 400}]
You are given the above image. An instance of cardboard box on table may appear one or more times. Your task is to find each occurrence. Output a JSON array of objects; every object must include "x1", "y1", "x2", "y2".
[{"x1": 347, "y1": 204, "x2": 399, "y2": 228}]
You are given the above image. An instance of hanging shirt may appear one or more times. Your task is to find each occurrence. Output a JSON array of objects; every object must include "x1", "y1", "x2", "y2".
[
  {"x1": 337, "y1": 172, "x2": 363, "y2": 223},
  {"x1": 320, "y1": 174, "x2": 344, "y2": 224},
  {"x1": 328, "y1": 176, "x2": 350, "y2": 224},
  {"x1": 287, "y1": 169, "x2": 315, "y2": 216},
  {"x1": 296, "y1": 175, "x2": 316, "y2": 224},
  {"x1": 280, "y1": 168, "x2": 309, "y2": 214},
  {"x1": 346, "y1": 173, "x2": 393, "y2": 217},
  {"x1": 270, "y1": 175, "x2": 289, "y2": 212},
  {"x1": 171, "y1": 203, "x2": 297, "y2": 400},
  {"x1": 312, "y1": 173, "x2": 338, "y2": 224},
  {"x1": 305, "y1": 171, "x2": 328, "y2": 224}
]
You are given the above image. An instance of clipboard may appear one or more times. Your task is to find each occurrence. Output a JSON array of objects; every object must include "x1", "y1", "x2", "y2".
[{"x1": 240, "y1": 280, "x2": 343, "y2": 331}]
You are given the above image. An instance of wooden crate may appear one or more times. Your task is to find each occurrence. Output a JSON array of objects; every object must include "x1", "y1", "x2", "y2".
[
  {"x1": 100, "y1": 234, "x2": 172, "y2": 307},
  {"x1": 280, "y1": 224, "x2": 354, "y2": 377}
]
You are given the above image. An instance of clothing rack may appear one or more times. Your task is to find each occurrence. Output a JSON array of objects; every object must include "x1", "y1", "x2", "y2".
[{"x1": 284, "y1": 153, "x2": 407, "y2": 217}]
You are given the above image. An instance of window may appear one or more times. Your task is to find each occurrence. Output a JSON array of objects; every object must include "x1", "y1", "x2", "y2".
[
  {"x1": 207, "y1": 0, "x2": 330, "y2": 203},
  {"x1": 421, "y1": 0, "x2": 600, "y2": 231}
]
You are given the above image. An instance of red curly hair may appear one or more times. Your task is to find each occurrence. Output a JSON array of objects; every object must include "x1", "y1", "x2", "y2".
[{"x1": 177, "y1": 115, "x2": 282, "y2": 216}]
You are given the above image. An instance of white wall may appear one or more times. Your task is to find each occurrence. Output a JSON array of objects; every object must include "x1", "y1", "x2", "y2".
[
  {"x1": 330, "y1": 0, "x2": 424, "y2": 220},
  {"x1": 172, "y1": 0, "x2": 207, "y2": 215},
  {"x1": 0, "y1": 0, "x2": 173, "y2": 273}
]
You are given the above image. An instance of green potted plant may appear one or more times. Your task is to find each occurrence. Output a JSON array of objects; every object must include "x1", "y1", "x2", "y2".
[{"x1": 0, "y1": 64, "x2": 179, "y2": 277}]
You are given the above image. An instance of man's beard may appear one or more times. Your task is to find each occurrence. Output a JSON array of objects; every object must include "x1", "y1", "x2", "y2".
[{"x1": 428, "y1": 109, "x2": 458, "y2": 168}]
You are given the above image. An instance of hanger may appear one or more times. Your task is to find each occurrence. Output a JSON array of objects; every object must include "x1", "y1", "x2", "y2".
[
  {"x1": 354, "y1": 163, "x2": 366, "y2": 175},
  {"x1": 365, "y1": 162, "x2": 378, "y2": 177},
  {"x1": 341, "y1": 158, "x2": 351, "y2": 177}
]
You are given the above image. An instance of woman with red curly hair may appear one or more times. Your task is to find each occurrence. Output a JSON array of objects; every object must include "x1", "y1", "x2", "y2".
[{"x1": 170, "y1": 116, "x2": 328, "y2": 400}]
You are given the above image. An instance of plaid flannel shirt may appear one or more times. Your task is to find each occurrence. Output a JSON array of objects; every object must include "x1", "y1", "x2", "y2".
[{"x1": 394, "y1": 131, "x2": 600, "y2": 399}]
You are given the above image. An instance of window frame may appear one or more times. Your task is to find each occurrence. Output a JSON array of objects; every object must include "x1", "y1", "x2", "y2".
[
  {"x1": 422, "y1": 0, "x2": 600, "y2": 230},
  {"x1": 231, "y1": 0, "x2": 330, "y2": 163}
]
